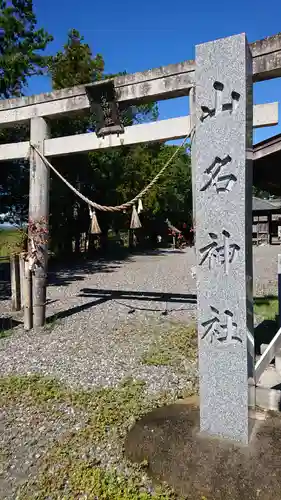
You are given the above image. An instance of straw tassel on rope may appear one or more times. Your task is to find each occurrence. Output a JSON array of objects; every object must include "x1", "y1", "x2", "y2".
[
  {"x1": 137, "y1": 198, "x2": 143, "y2": 214},
  {"x1": 130, "y1": 204, "x2": 142, "y2": 229},
  {"x1": 89, "y1": 206, "x2": 101, "y2": 234}
]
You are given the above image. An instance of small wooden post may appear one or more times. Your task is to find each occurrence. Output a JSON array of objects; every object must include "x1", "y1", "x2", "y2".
[
  {"x1": 23, "y1": 258, "x2": 33, "y2": 330},
  {"x1": 19, "y1": 252, "x2": 25, "y2": 308},
  {"x1": 10, "y1": 253, "x2": 21, "y2": 311},
  {"x1": 29, "y1": 117, "x2": 50, "y2": 327}
]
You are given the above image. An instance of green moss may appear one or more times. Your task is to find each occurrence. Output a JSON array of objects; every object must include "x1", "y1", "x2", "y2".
[
  {"x1": 20, "y1": 459, "x2": 180, "y2": 500},
  {"x1": 0, "y1": 374, "x2": 69, "y2": 407},
  {"x1": 141, "y1": 324, "x2": 197, "y2": 368},
  {"x1": 1, "y1": 374, "x2": 187, "y2": 499}
]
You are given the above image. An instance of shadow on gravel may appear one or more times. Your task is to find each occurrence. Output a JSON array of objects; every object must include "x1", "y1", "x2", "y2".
[
  {"x1": 254, "y1": 319, "x2": 279, "y2": 355},
  {"x1": 0, "y1": 281, "x2": 10, "y2": 301},
  {"x1": 48, "y1": 262, "x2": 122, "y2": 287},
  {"x1": 0, "y1": 261, "x2": 10, "y2": 301},
  {"x1": 47, "y1": 247, "x2": 189, "y2": 288},
  {"x1": 47, "y1": 289, "x2": 197, "y2": 323},
  {"x1": 0, "y1": 316, "x2": 21, "y2": 331},
  {"x1": 79, "y1": 288, "x2": 197, "y2": 314},
  {"x1": 80, "y1": 288, "x2": 197, "y2": 305},
  {"x1": 47, "y1": 297, "x2": 110, "y2": 323}
]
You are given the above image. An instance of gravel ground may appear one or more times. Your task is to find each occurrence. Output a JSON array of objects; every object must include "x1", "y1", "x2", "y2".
[
  {"x1": 0, "y1": 244, "x2": 280, "y2": 499},
  {"x1": 0, "y1": 244, "x2": 280, "y2": 390},
  {"x1": 0, "y1": 400, "x2": 87, "y2": 499},
  {"x1": 0, "y1": 248, "x2": 198, "y2": 393}
]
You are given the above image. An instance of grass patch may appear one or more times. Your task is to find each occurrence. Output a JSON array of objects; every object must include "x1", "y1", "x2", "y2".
[
  {"x1": 0, "y1": 227, "x2": 26, "y2": 259},
  {"x1": 0, "y1": 329, "x2": 13, "y2": 339},
  {"x1": 141, "y1": 323, "x2": 197, "y2": 368},
  {"x1": 254, "y1": 295, "x2": 279, "y2": 321},
  {"x1": 1, "y1": 374, "x2": 187, "y2": 499}
]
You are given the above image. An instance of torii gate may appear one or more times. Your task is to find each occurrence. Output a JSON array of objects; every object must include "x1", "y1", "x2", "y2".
[{"x1": 1, "y1": 31, "x2": 281, "y2": 444}]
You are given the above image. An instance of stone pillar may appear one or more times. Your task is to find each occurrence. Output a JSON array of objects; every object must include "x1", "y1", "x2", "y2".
[
  {"x1": 29, "y1": 117, "x2": 50, "y2": 327},
  {"x1": 194, "y1": 34, "x2": 254, "y2": 443}
]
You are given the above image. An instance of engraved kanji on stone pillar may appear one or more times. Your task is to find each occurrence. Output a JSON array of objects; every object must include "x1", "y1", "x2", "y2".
[
  {"x1": 200, "y1": 155, "x2": 237, "y2": 193},
  {"x1": 199, "y1": 230, "x2": 240, "y2": 274},
  {"x1": 193, "y1": 34, "x2": 254, "y2": 444},
  {"x1": 201, "y1": 306, "x2": 241, "y2": 345}
]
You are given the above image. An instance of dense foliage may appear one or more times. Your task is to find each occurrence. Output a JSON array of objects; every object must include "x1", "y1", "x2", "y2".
[{"x1": 0, "y1": 0, "x2": 52, "y2": 98}]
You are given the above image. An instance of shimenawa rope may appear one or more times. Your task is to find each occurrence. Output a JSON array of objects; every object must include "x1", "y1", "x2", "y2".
[{"x1": 29, "y1": 129, "x2": 193, "y2": 213}]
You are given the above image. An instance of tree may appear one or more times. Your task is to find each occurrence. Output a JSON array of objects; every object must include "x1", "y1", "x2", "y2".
[
  {"x1": 0, "y1": 0, "x2": 53, "y2": 98},
  {"x1": 49, "y1": 29, "x2": 104, "y2": 90},
  {"x1": 46, "y1": 29, "x2": 105, "y2": 254},
  {"x1": 252, "y1": 185, "x2": 271, "y2": 199},
  {"x1": 0, "y1": 0, "x2": 53, "y2": 233},
  {"x1": 48, "y1": 29, "x2": 158, "y2": 135},
  {"x1": 116, "y1": 143, "x2": 192, "y2": 224}
]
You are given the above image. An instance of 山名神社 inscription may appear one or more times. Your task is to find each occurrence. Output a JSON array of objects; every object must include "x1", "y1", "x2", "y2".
[
  {"x1": 200, "y1": 155, "x2": 237, "y2": 193},
  {"x1": 194, "y1": 33, "x2": 254, "y2": 444},
  {"x1": 201, "y1": 306, "x2": 241, "y2": 345},
  {"x1": 200, "y1": 81, "x2": 241, "y2": 121},
  {"x1": 199, "y1": 230, "x2": 240, "y2": 273}
]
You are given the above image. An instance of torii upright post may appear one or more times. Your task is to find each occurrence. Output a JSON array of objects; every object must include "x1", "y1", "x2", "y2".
[
  {"x1": 194, "y1": 33, "x2": 255, "y2": 444},
  {"x1": 29, "y1": 117, "x2": 50, "y2": 327}
]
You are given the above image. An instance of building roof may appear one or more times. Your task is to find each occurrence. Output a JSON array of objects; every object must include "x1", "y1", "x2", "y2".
[{"x1": 165, "y1": 219, "x2": 182, "y2": 233}]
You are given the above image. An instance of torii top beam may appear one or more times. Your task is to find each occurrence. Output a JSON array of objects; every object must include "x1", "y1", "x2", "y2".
[{"x1": 0, "y1": 33, "x2": 280, "y2": 128}]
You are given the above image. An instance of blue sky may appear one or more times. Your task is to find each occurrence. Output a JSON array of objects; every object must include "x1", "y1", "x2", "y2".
[{"x1": 27, "y1": 0, "x2": 281, "y2": 143}]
